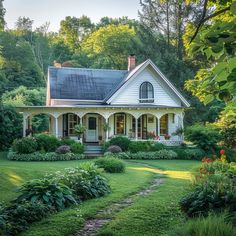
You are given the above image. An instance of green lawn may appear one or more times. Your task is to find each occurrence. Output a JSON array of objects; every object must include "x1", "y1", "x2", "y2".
[{"x1": 0, "y1": 152, "x2": 200, "y2": 236}]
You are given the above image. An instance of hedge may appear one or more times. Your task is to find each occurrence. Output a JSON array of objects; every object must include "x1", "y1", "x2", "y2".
[{"x1": 7, "y1": 150, "x2": 85, "y2": 161}]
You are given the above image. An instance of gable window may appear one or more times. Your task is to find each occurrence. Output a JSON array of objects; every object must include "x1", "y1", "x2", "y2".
[{"x1": 139, "y1": 82, "x2": 154, "y2": 103}]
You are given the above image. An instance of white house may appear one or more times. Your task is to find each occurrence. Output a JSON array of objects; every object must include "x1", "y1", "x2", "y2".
[{"x1": 17, "y1": 56, "x2": 190, "y2": 145}]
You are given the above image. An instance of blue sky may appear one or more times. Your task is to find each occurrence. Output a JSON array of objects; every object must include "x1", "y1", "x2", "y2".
[{"x1": 5, "y1": 0, "x2": 141, "y2": 32}]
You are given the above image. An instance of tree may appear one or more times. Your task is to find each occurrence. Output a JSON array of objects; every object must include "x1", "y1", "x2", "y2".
[
  {"x1": 81, "y1": 24, "x2": 136, "y2": 69},
  {"x1": 0, "y1": 0, "x2": 5, "y2": 31},
  {"x1": 0, "y1": 104, "x2": 22, "y2": 150},
  {"x1": 59, "y1": 15, "x2": 94, "y2": 51},
  {"x1": 139, "y1": 0, "x2": 203, "y2": 59},
  {"x1": 15, "y1": 16, "x2": 34, "y2": 34}
]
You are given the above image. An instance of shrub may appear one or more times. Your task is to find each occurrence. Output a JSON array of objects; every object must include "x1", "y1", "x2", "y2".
[
  {"x1": 149, "y1": 142, "x2": 165, "y2": 151},
  {"x1": 70, "y1": 142, "x2": 84, "y2": 154},
  {"x1": 95, "y1": 157, "x2": 126, "y2": 173},
  {"x1": 8, "y1": 150, "x2": 84, "y2": 161},
  {"x1": 170, "y1": 214, "x2": 236, "y2": 236},
  {"x1": 1, "y1": 201, "x2": 53, "y2": 236},
  {"x1": 179, "y1": 174, "x2": 236, "y2": 217},
  {"x1": 16, "y1": 179, "x2": 77, "y2": 210},
  {"x1": 12, "y1": 137, "x2": 38, "y2": 154},
  {"x1": 50, "y1": 163, "x2": 110, "y2": 200},
  {"x1": 35, "y1": 133, "x2": 59, "y2": 152},
  {"x1": 109, "y1": 136, "x2": 131, "y2": 151},
  {"x1": 128, "y1": 141, "x2": 151, "y2": 153},
  {"x1": 59, "y1": 137, "x2": 76, "y2": 146},
  {"x1": 56, "y1": 145, "x2": 71, "y2": 154},
  {"x1": 184, "y1": 148, "x2": 206, "y2": 160},
  {"x1": 170, "y1": 148, "x2": 189, "y2": 159},
  {"x1": 185, "y1": 124, "x2": 220, "y2": 151},
  {"x1": 156, "y1": 149, "x2": 178, "y2": 159},
  {"x1": 107, "y1": 145, "x2": 122, "y2": 153},
  {"x1": 114, "y1": 150, "x2": 178, "y2": 160}
]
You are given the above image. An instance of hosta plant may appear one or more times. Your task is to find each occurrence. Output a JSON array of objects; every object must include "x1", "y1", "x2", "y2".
[{"x1": 16, "y1": 179, "x2": 77, "y2": 210}]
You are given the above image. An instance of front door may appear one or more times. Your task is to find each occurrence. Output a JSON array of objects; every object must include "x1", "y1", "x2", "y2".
[{"x1": 86, "y1": 115, "x2": 98, "y2": 142}]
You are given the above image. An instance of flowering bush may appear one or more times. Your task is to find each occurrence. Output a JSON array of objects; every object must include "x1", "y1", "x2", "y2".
[
  {"x1": 180, "y1": 150, "x2": 236, "y2": 217},
  {"x1": 107, "y1": 145, "x2": 122, "y2": 153},
  {"x1": 56, "y1": 145, "x2": 71, "y2": 154}
]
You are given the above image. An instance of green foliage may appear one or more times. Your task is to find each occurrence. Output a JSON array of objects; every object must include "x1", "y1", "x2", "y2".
[
  {"x1": 35, "y1": 133, "x2": 59, "y2": 152},
  {"x1": 185, "y1": 124, "x2": 220, "y2": 151},
  {"x1": 69, "y1": 142, "x2": 84, "y2": 154},
  {"x1": 109, "y1": 136, "x2": 131, "y2": 152},
  {"x1": 128, "y1": 141, "x2": 151, "y2": 153},
  {"x1": 74, "y1": 124, "x2": 86, "y2": 134},
  {"x1": 16, "y1": 179, "x2": 77, "y2": 210},
  {"x1": 180, "y1": 159, "x2": 236, "y2": 217},
  {"x1": 12, "y1": 137, "x2": 38, "y2": 154},
  {"x1": 115, "y1": 149, "x2": 178, "y2": 160},
  {"x1": 180, "y1": 174, "x2": 236, "y2": 217},
  {"x1": 7, "y1": 150, "x2": 84, "y2": 161},
  {"x1": 59, "y1": 15, "x2": 94, "y2": 50},
  {"x1": 170, "y1": 214, "x2": 236, "y2": 236},
  {"x1": 95, "y1": 157, "x2": 126, "y2": 173},
  {"x1": 0, "y1": 104, "x2": 22, "y2": 150},
  {"x1": 0, "y1": 201, "x2": 53, "y2": 236},
  {"x1": 50, "y1": 163, "x2": 110, "y2": 200},
  {"x1": 81, "y1": 24, "x2": 135, "y2": 69},
  {"x1": 184, "y1": 148, "x2": 206, "y2": 160}
]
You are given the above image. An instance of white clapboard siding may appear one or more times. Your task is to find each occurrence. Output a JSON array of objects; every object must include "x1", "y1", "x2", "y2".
[{"x1": 111, "y1": 67, "x2": 181, "y2": 107}]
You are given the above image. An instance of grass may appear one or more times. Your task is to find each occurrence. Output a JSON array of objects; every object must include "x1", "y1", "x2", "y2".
[
  {"x1": 98, "y1": 160, "x2": 200, "y2": 236},
  {"x1": 0, "y1": 152, "x2": 200, "y2": 236}
]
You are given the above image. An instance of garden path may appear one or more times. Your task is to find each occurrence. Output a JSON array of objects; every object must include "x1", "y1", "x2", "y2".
[{"x1": 74, "y1": 165, "x2": 164, "y2": 236}]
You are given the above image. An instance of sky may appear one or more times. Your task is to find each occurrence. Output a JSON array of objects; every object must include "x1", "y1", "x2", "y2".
[{"x1": 4, "y1": 0, "x2": 141, "y2": 32}]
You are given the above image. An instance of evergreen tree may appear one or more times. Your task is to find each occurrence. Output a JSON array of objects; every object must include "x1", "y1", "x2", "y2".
[{"x1": 0, "y1": 0, "x2": 5, "y2": 31}]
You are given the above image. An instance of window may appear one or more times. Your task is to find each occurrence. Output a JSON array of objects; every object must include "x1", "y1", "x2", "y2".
[
  {"x1": 139, "y1": 82, "x2": 154, "y2": 103},
  {"x1": 115, "y1": 114, "x2": 126, "y2": 135}
]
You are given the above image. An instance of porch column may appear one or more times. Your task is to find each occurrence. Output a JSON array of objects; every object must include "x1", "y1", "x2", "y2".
[
  {"x1": 135, "y1": 118, "x2": 138, "y2": 141},
  {"x1": 22, "y1": 113, "x2": 28, "y2": 137},
  {"x1": 105, "y1": 117, "x2": 109, "y2": 142},
  {"x1": 55, "y1": 116, "x2": 59, "y2": 138},
  {"x1": 157, "y1": 118, "x2": 160, "y2": 137}
]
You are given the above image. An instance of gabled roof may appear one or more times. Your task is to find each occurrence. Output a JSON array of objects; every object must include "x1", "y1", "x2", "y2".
[
  {"x1": 106, "y1": 59, "x2": 190, "y2": 107},
  {"x1": 48, "y1": 59, "x2": 190, "y2": 107},
  {"x1": 48, "y1": 67, "x2": 128, "y2": 101}
]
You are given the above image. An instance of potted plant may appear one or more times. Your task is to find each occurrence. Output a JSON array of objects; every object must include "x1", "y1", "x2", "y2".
[
  {"x1": 103, "y1": 122, "x2": 111, "y2": 140},
  {"x1": 74, "y1": 124, "x2": 86, "y2": 141}
]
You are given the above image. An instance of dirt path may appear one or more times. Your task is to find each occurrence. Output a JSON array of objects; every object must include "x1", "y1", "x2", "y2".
[{"x1": 74, "y1": 172, "x2": 164, "y2": 236}]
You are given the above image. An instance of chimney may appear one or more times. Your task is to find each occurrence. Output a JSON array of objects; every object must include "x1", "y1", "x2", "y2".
[{"x1": 128, "y1": 54, "x2": 136, "y2": 71}]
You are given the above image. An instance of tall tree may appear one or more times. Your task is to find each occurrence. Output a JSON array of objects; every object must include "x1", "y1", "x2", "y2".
[
  {"x1": 0, "y1": 0, "x2": 5, "y2": 31},
  {"x1": 59, "y1": 15, "x2": 94, "y2": 51},
  {"x1": 139, "y1": 0, "x2": 203, "y2": 59}
]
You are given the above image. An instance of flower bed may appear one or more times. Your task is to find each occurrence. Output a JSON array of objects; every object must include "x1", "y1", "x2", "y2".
[{"x1": 7, "y1": 150, "x2": 85, "y2": 161}]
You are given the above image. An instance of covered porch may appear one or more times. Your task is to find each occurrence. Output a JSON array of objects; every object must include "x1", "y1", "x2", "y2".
[{"x1": 17, "y1": 105, "x2": 185, "y2": 145}]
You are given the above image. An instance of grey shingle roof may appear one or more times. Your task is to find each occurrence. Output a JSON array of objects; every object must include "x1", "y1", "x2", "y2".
[{"x1": 49, "y1": 67, "x2": 128, "y2": 100}]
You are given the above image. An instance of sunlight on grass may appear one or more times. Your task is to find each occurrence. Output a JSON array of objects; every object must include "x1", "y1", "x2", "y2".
[
  {"x1": 129, "y1": 167, "x2": 192, "y2": 180},
  {"x1": 7, "y1": 171, "x2": 23, "y2": 186}
]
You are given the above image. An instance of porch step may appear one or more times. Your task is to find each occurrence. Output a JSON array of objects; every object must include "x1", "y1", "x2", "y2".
[{"x1": 84, "y1": 145, "x2": 103, "y2": 157}]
